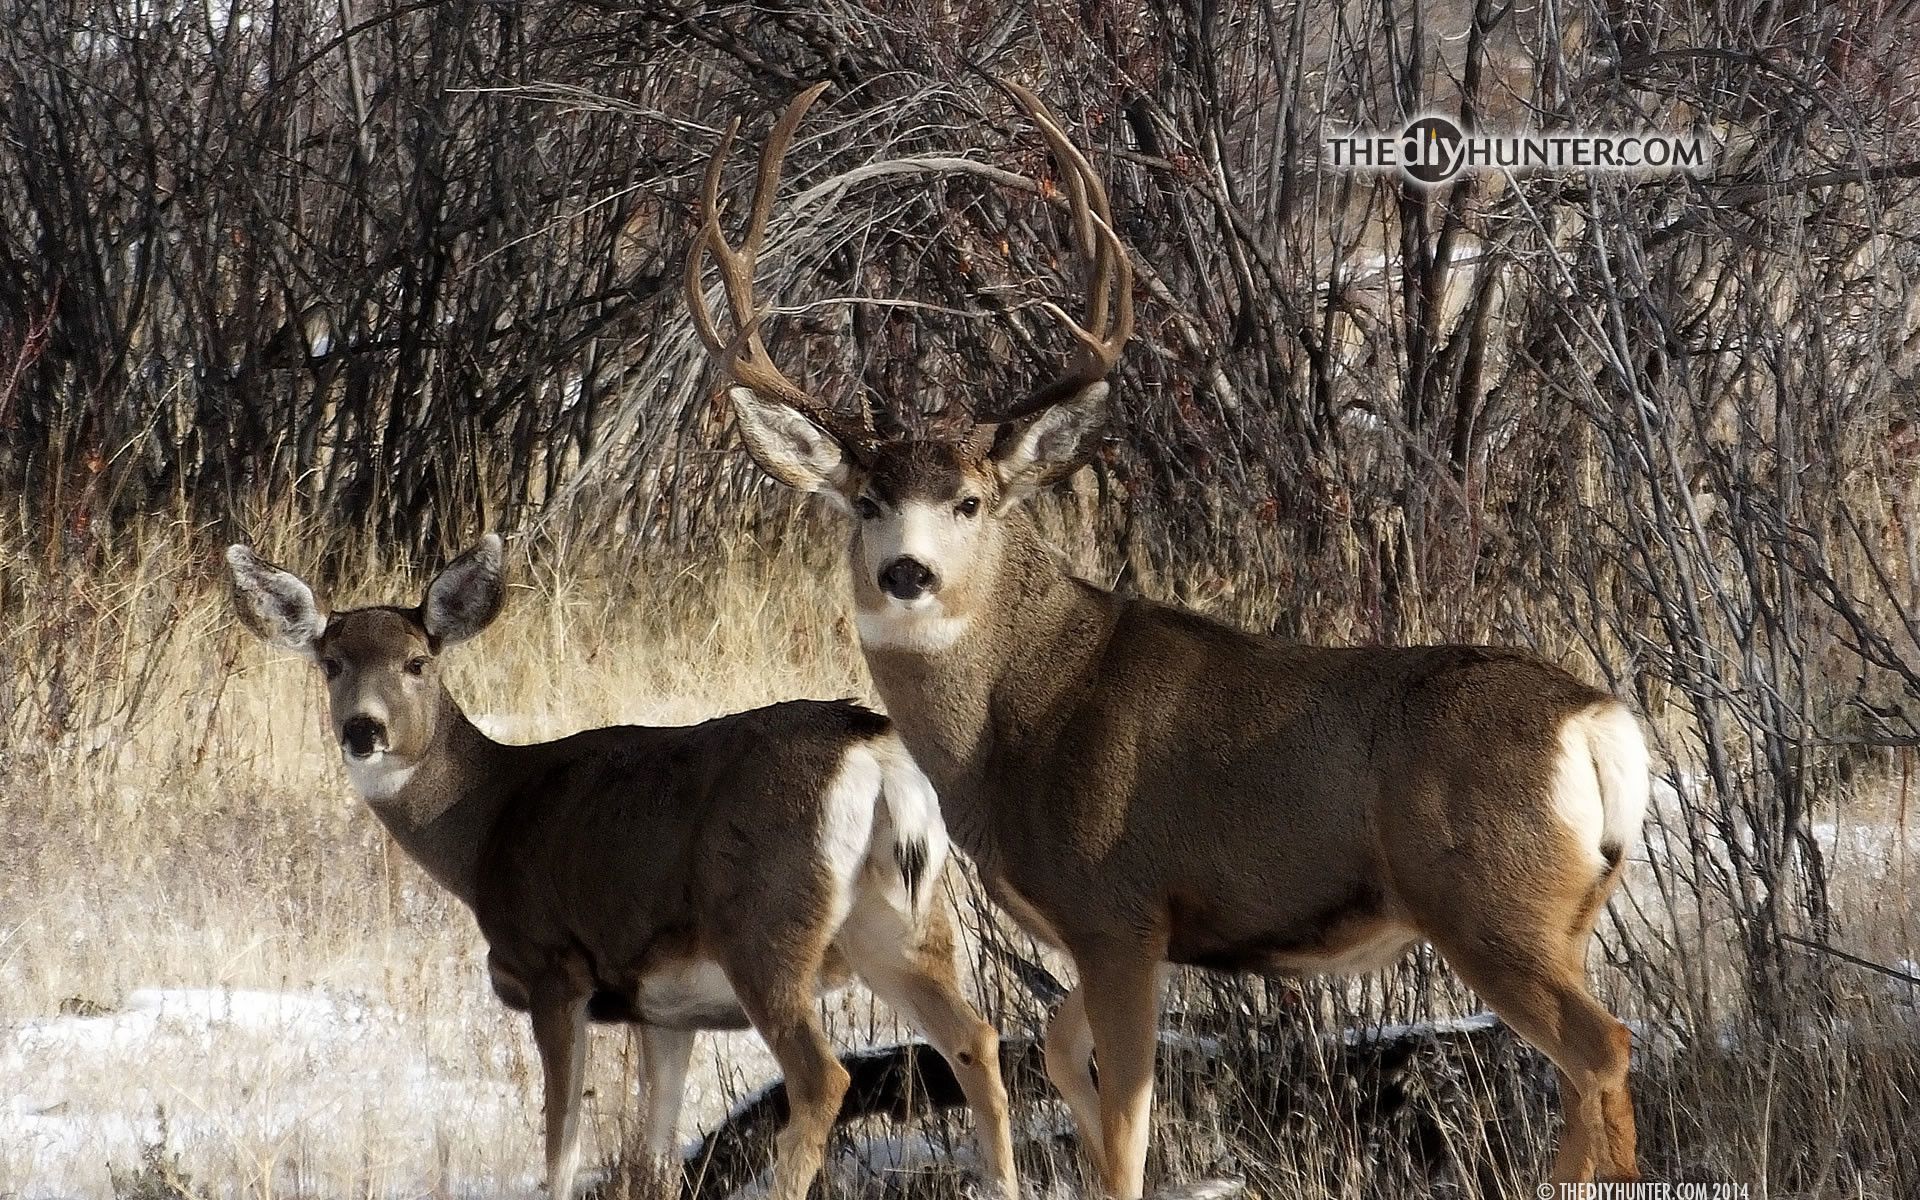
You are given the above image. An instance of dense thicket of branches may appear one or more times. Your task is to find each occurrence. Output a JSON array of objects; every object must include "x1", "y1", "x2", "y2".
[{"x1": 6, "y1": 0, "x2": 1920, "y2": 1024}]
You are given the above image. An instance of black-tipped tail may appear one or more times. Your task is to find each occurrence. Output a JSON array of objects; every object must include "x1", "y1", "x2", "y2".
[{"x1": 895, "y1": 838, "x2": 928, "y2": 910}]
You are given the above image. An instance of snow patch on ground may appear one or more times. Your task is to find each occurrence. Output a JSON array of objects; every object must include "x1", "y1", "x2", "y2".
[
  {"x1": 1341, "y1": 1011, "x2": 1502, "y2": 1046},
  {"x1": 0, "y1": 984, "x2": 781, "y2": 1200}
]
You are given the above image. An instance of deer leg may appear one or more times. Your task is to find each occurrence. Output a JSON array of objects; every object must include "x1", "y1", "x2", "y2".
[
  {"x1": 1044, "y1": 984, "x2": 1106, "y2": 1178},
  {"x1": 839, "y1": 904, "x2": 1017, "y2": 1198},
  {"x1": 639, "y1": 1024, "x2": 696, "y2": 1162},
  {"x1": 756, "y1": 1012, "x2": 849, "y2": 1200},
  {"x1": 1596, "y1": 1038, "x2": 1640, "y2": 1180},
  {"x1": 1549, "y1": 1066, "x2": 1594, "y2": 1182},
  {"x1": 720, "y1": 947, "x2": 848, "y2": 1200},
  {"x1": 529, "y1": 989, "x2": 590, "y2": 1199},
  {"x1": 1431, "y1": 931, "x2": 1637, "y2": 1184},
  {"x1": 1077, "y1": 950, "x2": 1165, "y2": 1200}
]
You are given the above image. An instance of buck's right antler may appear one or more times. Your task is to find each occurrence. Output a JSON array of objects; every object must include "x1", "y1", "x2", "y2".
[
  {"x1": 994, "y1": 80, "x2": 1135, "y2": 424},
  {"x1": 685, "y1": 82, "x2": 871, "y2": 451}
]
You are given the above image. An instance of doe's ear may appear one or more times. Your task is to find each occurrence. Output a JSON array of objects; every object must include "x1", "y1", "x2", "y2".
[
  {"x1": 729, "y1": 387, "x2": 853, "y2": 509},
  {"x1": 226, "y1": 545, "x2": 327, "y2": 652},
  {"x1": 422, "y1": 533, "x2": 506, "y2": 646},
  {"x1": 990, "y1": 382, "x2": 1110, "y2": 505}
]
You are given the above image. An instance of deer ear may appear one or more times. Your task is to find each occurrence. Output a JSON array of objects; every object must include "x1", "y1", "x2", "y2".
[
  {"x1": 226, "y1": 545, "x2": 327, "y2": 653},
  {"x1": 729, "y1": 387, "x2": 854, "y2": 511},
  {"x1": 422, "y1": 533, "x2": 506, "y2": 646},
  {"x1": 990, "y1": 382, "x2": 1110, "y2": 504}
]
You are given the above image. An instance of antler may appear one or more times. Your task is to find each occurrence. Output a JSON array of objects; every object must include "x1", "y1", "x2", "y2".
[
  {"x1": 996, "y1": 81, "x2": 1136, "y2": 423},
  {"x1": 684, "y1": 83, "x2": 871, "y2": 451}
]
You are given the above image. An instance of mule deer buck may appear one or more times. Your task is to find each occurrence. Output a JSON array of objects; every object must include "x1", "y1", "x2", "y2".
[
  {"x1": 225, "y1": 535, "x2": 1016, "y2": 1200},
  {"x1": 687, "y1": 83, "x2": 1651, "y2": 1195}
]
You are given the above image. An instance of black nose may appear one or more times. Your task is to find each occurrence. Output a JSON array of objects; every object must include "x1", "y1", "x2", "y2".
[
  {"x1": 342, "y1": 716, "x2": 387, "y2": 758},
  {"x1": 878, "y1": 557, "x2": 936, "y2": 601}
]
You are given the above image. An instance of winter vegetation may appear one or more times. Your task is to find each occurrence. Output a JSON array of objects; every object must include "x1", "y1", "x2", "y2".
[{"x1": 3, "y1": 0, "x2": 1919, "y2": 1197}]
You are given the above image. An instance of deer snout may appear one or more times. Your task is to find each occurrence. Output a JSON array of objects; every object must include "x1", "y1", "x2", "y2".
[
  {"x1": 341, "y1": 715, "x2": 388, "y2": 759},
  {"x1": 879, "y1": 557, "x2": 937, "y2": 602}
]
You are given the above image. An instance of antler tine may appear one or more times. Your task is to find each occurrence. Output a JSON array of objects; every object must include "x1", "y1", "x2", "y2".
[
  {"x1": 1006, "y1": 82, "x2": 1111, "y2": 334},
  {"x1": 684, "y1": 83, "x2": 863, "y2": 440},
  {"x1": 684, "y1": 117, "x2": 742, "y2": 363},
  {"x1": 747, "y1": 82, "x2": 830, "y2": 256},
  {"x1": 999, "y1": 81, "x2": 1136, "y2": 423}
]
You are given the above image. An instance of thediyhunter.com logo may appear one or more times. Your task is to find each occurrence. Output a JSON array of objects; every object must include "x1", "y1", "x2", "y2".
[{"x1": 1326, "y1": 115, "x2": 1708, "y2": 186}]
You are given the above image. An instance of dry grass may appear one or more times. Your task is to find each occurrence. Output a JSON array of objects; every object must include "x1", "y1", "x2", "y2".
[
  {"x1": 0, "y1": 509, "x2": 873, "y2": 1198},
  {"x1": 1, "y1": 508, "x2": 1916, "y2": 1200}
]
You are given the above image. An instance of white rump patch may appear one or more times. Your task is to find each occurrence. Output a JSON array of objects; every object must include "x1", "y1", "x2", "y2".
[
  {"x1": 1554, "y1": 703, "x2": 1652, "y2": 869},
  {"x1": 344, "y1": 752, "x2": 416, "y2": 802},
  {"x1": 818, "y1": 745, "x2": 882, "y2": 931}
]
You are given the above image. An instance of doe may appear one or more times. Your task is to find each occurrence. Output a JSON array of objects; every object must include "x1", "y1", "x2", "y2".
[{"x1": 226, "y1": 535, "x2": 1016, "y2": 1200}]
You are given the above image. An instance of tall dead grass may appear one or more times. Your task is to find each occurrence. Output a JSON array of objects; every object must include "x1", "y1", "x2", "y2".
[
  {"x1": 3, "y1": 502, "x2": 1917, "y2": 1199},
  {"x1": 0, "y1": 504, "x2": 874, "y2": 1197}
]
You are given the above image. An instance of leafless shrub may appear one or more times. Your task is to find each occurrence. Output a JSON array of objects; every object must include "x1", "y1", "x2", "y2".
[{"x1": 6, "y1": 0, "x2": 1920, "y2": 1195}]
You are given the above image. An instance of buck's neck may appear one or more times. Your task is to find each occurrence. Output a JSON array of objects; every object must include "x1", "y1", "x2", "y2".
[
  {"x1": 349, "y1": 690, "x2": 516, "y2": 910},
  {"x1": 860, "y1": 508, "x2": 1115, "y2": 853}
]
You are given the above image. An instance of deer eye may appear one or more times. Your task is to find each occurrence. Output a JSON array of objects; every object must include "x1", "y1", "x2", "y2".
[
  {"x1": 320, "y1": 657, "x2": 343, "y2": 680},
  {"x1": 405, "y1": 656, "x2": 430, "y2": 677},
  {"x1": 955, "y1": 496, "x2": 981, "y2": 518},
  {"x1": 853, "y1": 496, "x2": 881, "y2": 520}
]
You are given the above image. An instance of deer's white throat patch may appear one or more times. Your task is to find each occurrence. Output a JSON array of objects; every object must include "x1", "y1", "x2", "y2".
[
  {"x1": 856, "y1": 601, "x2": 971, "y2": 654},
  {"x1": 344, "y1": 752, "x2": 417, "y2": 801}
]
